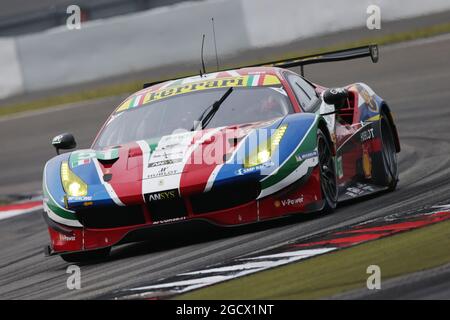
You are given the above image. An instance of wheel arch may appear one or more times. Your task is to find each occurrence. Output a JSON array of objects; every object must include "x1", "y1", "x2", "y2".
[{"x1": 317, "y1": 118, "x2": 336, "y2": 156}]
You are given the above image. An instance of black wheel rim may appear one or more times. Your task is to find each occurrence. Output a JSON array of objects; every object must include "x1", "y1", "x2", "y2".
[{"x1": 318, "y1": 135, "x2": 337, "y2": 205}]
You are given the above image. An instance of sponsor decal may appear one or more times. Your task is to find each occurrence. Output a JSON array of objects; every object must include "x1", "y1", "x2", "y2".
[
  {"x1": 146, "y1": 132, "x2": 193, "y2": 168},
  {"x1": 148, "y1": 159, "x2": 182, "y2": 168},
  {"x1": 362, "y1": 146, "x2": 372, "y2": 179},
  {"x1": 67, "y1": 196, "x2": 93, "y2": 202},
  {"x1": 295, "y1": 150, "x2": 318, "y2": 162},
  {"x1": 52, "y1": 134, "x2": 64, "y2": 144},
  {"x1": 59, "y1": 234, "x2": 76, "y2": 242},
  {"x1": 70, "y1": 151, "x2": 95, "y2": 168},
  {"x1": 116, "y1": 74, "x2": 281, "y2": 113},
  {"x1": 360, "y1": 128, "x2": 375, "y2": 142},
  {"x1": 160, "y1": 143, "x2": 181, "y2": 149},
  {"x1": 151, "y1": 151, "x2": 185, "y2": 160},
  {"x1": 330, "y1": 88, "x2": 347, "y2": 95},
  {"x1": 235, "y1": 161, "x2": 274, "y2": 175},
  {"x1": 274, "y1": 195, "x2": 304, "y2": 208},
  {"x1": 148, "y1": 167, "x2": 180, "y2": 178},
  {"x1": 146, "y1": 189, "x2": 178, "y2": 202},
  {"x1": 153, "y1": 217, "x2": 186, "y2": 225},
  {"x1": 69, "y1": 149, "x2": 120, "y2": 168},
  {"x1": 345, "y1": 183, "x2": 376, "y2": 198}
]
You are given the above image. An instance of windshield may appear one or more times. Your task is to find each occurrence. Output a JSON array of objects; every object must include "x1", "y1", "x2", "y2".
[{"x1": 94, "y1": 86, "x2": 293, "y2": 148}]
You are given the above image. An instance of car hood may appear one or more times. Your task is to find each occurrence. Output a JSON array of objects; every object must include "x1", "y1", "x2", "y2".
[{"x1": 44, "y1": 114, "x2": 320, "y2": 211}]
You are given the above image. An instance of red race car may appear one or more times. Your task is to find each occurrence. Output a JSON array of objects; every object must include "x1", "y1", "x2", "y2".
[{"x1": 43, "y1": 45, "x2": 400, "y2": 262}]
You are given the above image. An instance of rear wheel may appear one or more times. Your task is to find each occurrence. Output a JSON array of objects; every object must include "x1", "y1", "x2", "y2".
[
  {"x1": 318, "y1": 129, "x2": 338, "y2": 213},
  {"x1": 372, "y1": 111, "x2": 398, "y2": 190},
  {"x1": 61, "y1": 247, "x2": 111, "y2": 263}
]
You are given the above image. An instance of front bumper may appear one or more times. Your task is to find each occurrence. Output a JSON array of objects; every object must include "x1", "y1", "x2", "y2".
[{"x1": 44, "y1": 166, "x2": 322, "y2": 256}]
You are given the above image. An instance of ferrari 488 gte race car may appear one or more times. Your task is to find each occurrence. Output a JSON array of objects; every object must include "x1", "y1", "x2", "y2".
[{"x1": 43, "y1": 45, "x2": 400, "y2": 262}]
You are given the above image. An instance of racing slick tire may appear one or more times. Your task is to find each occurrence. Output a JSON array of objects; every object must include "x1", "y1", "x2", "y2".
[
  {"x1": 372, "y1": 110, "x2": 399, "y2": 191},
  {"x1": 61, "y1": 247, "x2": 111, "y2": 263},
  {"x1": 318, "y1": 129, "x2": 338, "y2": 214}
]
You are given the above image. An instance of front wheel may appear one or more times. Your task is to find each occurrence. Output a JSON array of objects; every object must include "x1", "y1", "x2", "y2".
[
  {"x1": 372, "y1": 111, "x2": 398, "y2": 190},
  {"x1": 317, "y1": 129, "x2": 338, "y2": 213}
]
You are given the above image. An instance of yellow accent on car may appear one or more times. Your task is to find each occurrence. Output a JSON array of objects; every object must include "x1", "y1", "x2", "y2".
[
  {"x1": 367, "y1": 114, "x2": 381, "y2": 122},
  {"x1": 244, "y1": 125, "x2": 288, "y2": 168},
  {"x1": 60, "y1": 161, "x2": 88, "y2": 197},
  {"x1": 116, "y1": 74, "x2": 282, "y2": 113}
]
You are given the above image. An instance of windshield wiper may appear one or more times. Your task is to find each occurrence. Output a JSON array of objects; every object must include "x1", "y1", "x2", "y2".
[{"x1": 191, "y1": 87, "x2": 234, "y2": 131}]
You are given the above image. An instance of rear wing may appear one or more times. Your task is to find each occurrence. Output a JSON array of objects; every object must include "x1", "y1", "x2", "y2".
[
  {"x1": 143, "y1": 44, "x2": 379, "y2": 88},
  {"x1": 253, "y1": 44, "x2": 379, "y2": 76}
]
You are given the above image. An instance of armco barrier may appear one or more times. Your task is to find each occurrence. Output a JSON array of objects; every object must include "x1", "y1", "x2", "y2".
[
  {"x1": 241, "y1": 0, "x2": 450, "y2": 48},
  {"x1": 15, "y1": 0, "x2": 249, "y2": 93},
  {"x1": 0, "y1": 38, "x2": 23, "y2": 98},
  {"x1": 1, "y1": 0, "x2": 450, "y2": 99}
]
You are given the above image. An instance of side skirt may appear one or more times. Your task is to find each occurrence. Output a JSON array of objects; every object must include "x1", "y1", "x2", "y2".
[{"x1": 338, "y1": 181, "x2": 388, "y2": 203}]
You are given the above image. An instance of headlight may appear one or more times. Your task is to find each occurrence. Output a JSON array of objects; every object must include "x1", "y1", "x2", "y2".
[
  {"x1": 60, "y1": 161, "x2": 88, "y2": 197},
  {"x1": 244, "y1": 125, "x2": 288, "y2": 168}
]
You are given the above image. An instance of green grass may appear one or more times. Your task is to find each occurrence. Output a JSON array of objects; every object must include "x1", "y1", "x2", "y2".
[
  {"x1": 177, "y1": 219, "x2": 450, "y2": 299},
  {"x1": 2, "y1": 22, "x2": 450, "y2": 118}
]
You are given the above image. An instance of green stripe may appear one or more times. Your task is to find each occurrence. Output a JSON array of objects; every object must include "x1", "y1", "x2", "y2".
[
  {"x1": 130, "y1": 96, "x2": 138, "y2": 108},
  {"x1": 145, "y1": 138, "x2": 159, "y2": 153},
  {"x1": 43, "y1": 176, "x2": 78, "y2": 220},
  {"x1": 247, "y1": 75, "x2": 254, "y2": 87}
]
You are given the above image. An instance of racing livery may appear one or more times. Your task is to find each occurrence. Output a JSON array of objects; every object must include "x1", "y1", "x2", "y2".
[{"x1": 42, "y1": 45, "x2": 400, "y2": 262}]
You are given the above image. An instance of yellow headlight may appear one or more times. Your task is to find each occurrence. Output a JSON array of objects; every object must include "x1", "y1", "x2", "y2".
[
  {"x1": 61, "y1": 161, "x2": 88, "y2": 197},
  {"x1": 257, "y1": 149, "x2": 271, "y2": 164},
  {"x1": 244, "y1": 125, "x2": 288, "y2": 168}
]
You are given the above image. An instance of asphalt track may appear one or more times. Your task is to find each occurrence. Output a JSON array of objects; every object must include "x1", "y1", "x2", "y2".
[{"x1": 1, "y1": 34, "x2": 450, "y2": 299}]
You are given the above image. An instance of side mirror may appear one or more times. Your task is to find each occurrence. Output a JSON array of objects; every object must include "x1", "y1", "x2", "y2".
[
  {"x1": 52, "y1": 133, "x2": 76, "y2": 154},
  {"x1": 323, "y1": 88, "x2": 349, "y2": 109}
]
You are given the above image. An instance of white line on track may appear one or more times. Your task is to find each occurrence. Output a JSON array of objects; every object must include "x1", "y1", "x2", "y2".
[{"x1": 0, "y1": 204, "x2": 42, "y2": 221}]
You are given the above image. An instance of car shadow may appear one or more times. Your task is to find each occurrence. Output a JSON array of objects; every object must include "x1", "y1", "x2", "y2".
[
  {"x1": 94, "y1": 211, "x2": 323, "y2": 264},
  {"x1": 77, "y1": 189, "x2": 395, "y2": 266}
]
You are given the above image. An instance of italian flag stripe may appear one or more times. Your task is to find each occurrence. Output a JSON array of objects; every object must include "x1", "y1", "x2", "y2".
[
  {"x1": 246, "y1": 75, "x2": 254, "y2": 86},
  {"x1": 132, "y1": 95, "x2": 142, "y2": 108},
  {"x1": 252, "y1": 75, "x2": 260, "y2": 86},
  {"x1": 258, "y1": 74, "x2": 265, "y2": 86}
]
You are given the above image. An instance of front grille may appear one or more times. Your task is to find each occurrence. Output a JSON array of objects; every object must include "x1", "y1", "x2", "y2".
[
  {"x1": 75, "y1": 205, "x2": 145, "y2": 229},
  {"x1": 147, "y1": 197, "x2": 188, "y2": 222},
  {"x1": 190, "y1": 179, "x2": 260, "y2": 214}
]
